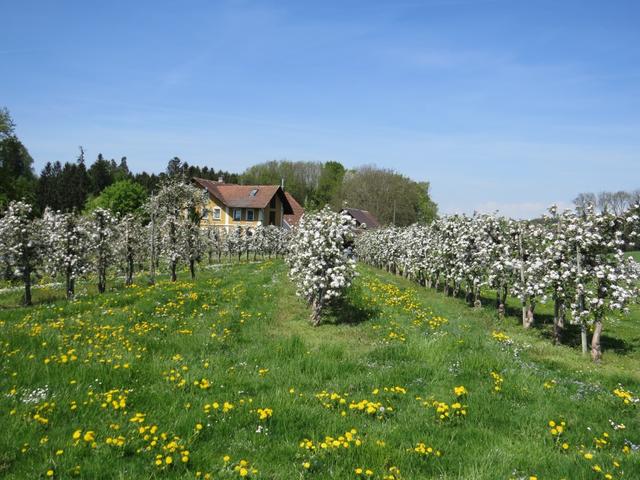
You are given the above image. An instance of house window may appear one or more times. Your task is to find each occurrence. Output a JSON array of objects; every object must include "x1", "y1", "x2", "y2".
[
  {"x1": 212, "y1": 208, "x2": 221, "y2": 220},
  {"x1": 202, "y1": 208, "x2": 209, "y2": 220},
  {"x1": 233, "y1": 208, "x2": 242, "y2": 221},
  {"x1": 269, "y1": 196, "x2": 276, "y2": 208},
  {"x1": 247, "y1": 209, "x2": 255, "y2": 221}
]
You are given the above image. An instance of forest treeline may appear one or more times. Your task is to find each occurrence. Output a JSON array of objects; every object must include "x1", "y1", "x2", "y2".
[{"x1": 0, "y1": 107, "x2": 437, "y2": 226}]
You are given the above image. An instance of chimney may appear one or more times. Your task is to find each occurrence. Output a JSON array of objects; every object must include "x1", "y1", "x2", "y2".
[
  {"x1": 218, "y1": 176, "x2": 224, "y2": 183},
  {"x1": 280, "y1": 177, "x2": 285, "y2": 191}
]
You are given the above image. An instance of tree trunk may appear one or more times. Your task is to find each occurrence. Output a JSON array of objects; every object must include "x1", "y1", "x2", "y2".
[
  {"x1": 591, "y1": 316, "x2": 603, "y2": 362},
  {"x1": 66, "y1": 268, "x2": 75, "y2": 300},
  {"x1": 576, "y1": 246, "x2": 588, "y2": 355},
  {"x1": 97, "y1": 259, "x2": 107, "y2": 294},
  {"x1": 310, "y1": 297, "x2": 324, "y2": 326},
  {"x1": 149, "y1": 211, "x2": 156, "y2": 285},
  {"x1": 526, "y1": 307, "x2": 534, "y2": 327},
  {"x1": 473, "y1": 288, "x2": 481, "y2": 308},
  {"x1": 518, "y1": 231, "x2": 529, "y2": 328},
  {"x1": 553, "y1": 298, "x2": 563, "y2": 344},
  {"x1": 170, "y1": 260, "x2": 177, "y2": 282},
  {"x1": 581, "y1": 323, "x2": 589, "y2": 355},
  {"x1": 126, "y1": 254, "x2": 134, "y2": 286},
  {"x1": 189, "y1": 259, "x2": 196, "y2": 280},
  {"x1": 23, "y1": 263, "x2": 32, "y2": 306},
  {"x1": 497, "y1": 283, "x2": 505, "y2": 317},
  {"x1": 525, "y1": 301, "x2": 535, "y2": 328},
  {"x1": 559, "y1": 304, "x2": 565, "y2": 328}
]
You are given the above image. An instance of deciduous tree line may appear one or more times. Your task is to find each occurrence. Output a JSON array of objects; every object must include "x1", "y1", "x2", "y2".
[
  {"x1": 355, "y1": 204, "x2": 640, "y2": 362},
  {"x1": 3, "y1": 106, "x2": 437, "y2": 226},
  {"x1": 242, "y1": 160, "x2": 438, "y2": 226},
  {"x1": 574, "y1": 189, "x2": 640, "y2": 216},
  {"x1": 0, "y1": 179, "x2": 290, "y2": 305}
]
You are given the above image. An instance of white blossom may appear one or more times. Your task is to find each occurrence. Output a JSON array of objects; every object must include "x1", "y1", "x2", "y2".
[{"x1": 287, "y1": 206, "x2": 356, "y2": 325}]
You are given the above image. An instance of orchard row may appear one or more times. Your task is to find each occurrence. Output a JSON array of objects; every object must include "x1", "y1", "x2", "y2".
[
  {"x1": 355, "y1": 204, "x2": 640, "y2": 361},
  {"x1": 0, "y1": 178, "x2": 289, "y2": 305},
  {"x1": 4, "y1": 177, "x2": 639, "y2": 363}
]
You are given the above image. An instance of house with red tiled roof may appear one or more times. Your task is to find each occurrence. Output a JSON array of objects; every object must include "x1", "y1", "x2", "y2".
[
  {"x1": 283, "y1": 191, "x2": 304, "y2": 229},
  {"x1": 192, "y1": 177, "x2": 297, "y2": 229}
]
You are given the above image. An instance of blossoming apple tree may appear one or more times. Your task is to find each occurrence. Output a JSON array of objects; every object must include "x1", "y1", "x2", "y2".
[
  {"x1": 287, "y1": 206, "x2": 357, "y2": 326},
  {"x1": 0, "y1": 201, "x2": 46, "y2": 305},
  {"x1": 570, "y1": 205, "x2": 639, "y2": 361},
  {"x1": 42, "y1": 208, "x2": 92, "y2": 299},
  {"x1": 115, "y1": 213, "x2": 144, "y2": 285},
  {"x1": 151, "y1": 179, "x2": 208, "y2": 281},
  {"x1": 88, "y1": 208, "x2": 117, "y2": 293},
  {"x1": 355, "y1": 203, "x2": 639, "y2": 361}
]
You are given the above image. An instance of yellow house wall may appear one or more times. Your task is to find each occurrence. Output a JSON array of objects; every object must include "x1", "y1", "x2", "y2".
[
  {"x1": 200, "y1": 192, "x2": 285, "y2": 228},
  {"x1": 200, "y1": 196, "x2": 231, "y2": 227},
  {"x1": 261, "y1": 194, "x2": 284, "y2": 226},
  {"x1": 276, "y1": 195, "x2": 284, "y2": 226}
]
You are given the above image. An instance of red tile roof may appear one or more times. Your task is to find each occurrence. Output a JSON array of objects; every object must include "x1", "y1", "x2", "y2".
[
  {"x1": 344, "y1": 208, "x2": 381, "y2": 228},
  {"x1": 192, "y1": 177, "x2": 294, "y2": 213},
  {"x1": 283, "y1": 191, "x2": 304, "y2": 227}
]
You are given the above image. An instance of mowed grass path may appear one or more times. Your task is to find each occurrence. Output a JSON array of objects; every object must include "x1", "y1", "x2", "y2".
[{"x1": 0, "y1": 261, "x2": 638, "y2": 479}]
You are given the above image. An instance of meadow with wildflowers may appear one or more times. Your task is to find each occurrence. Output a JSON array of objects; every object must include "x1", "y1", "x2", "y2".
[{"x1": 1, "y1": 260, "x2": 639, "y2": 479}]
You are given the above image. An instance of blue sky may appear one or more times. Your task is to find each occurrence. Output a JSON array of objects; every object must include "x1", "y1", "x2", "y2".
[{"x1": 2, "y1": 0, "x2": 639, "y2": 217}]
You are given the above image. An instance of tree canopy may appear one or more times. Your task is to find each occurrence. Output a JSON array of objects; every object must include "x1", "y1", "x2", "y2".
[
  {"x1": 0, "y1": 108, "x2": 37, "y2": 208},
  {"x1": 241, "y1": 160, "x2": 322, "y2": 207},
  {"x1": 2, "y1": 108, "x2": 439, "y2": 225},
  {"x1": 0, "y1": 107, "x2": 15, "y2": 139},
  {"x1": 340, "y1": 166, "x2": 437, "y2": 226},
  {"x1": 313, "y1": 161, "x2": 345, "y2": 209},
  {"x1": 85, "y1": 179, "x2": 148, "y2": 216}
]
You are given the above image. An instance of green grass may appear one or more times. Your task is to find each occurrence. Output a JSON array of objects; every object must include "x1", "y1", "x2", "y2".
[
  {"x1": 627, "y1": 250, "x2": 640, "y2": 262},
  {"x1": 0, "y1": 261, "x2": 638, "y2": 479}
]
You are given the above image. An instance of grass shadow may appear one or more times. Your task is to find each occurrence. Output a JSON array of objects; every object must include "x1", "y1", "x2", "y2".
[
  {"x1": 553, "y1": 323, "x2": 635, "y2": 355},
  {"x1": 321, "y1": 284, "x2": 380, "y2": 326},
  {"x1": 478, "y1": 291, "x2": 556, "y2": 326},
  {"x1": 0, "y1": 290, "x2": 66, "y2": 310}
]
